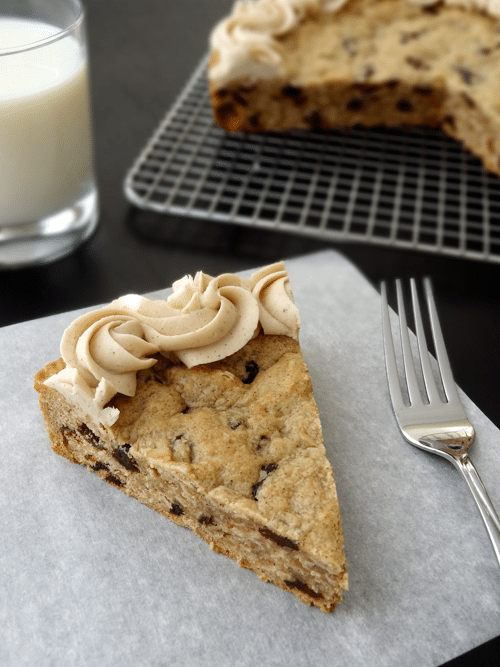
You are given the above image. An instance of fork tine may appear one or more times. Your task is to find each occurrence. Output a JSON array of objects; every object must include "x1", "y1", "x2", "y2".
[
  {"x1": 381, "y1": 282, "x2": 407, "y2": 414},
  {"x1": 410, "y1": 279, "x2": 441, "y2": 404},
  {"x1": 396, "y1": 280, "x2": 425, "y2": 408},
  {"x1": 423, "y1": 277, "x2": 461, "y2": 404},
  {"x1": 382, "y1": 282, "x2": 500, "y2": 568}
]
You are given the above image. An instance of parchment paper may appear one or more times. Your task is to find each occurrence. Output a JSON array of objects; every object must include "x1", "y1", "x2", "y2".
[{"x1": 1, "y1": 250, "x2": 499, "y2": 667}]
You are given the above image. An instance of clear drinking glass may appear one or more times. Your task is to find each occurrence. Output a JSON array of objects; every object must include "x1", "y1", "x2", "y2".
[{"x1": 0, "y1": 0, "x2": 98, "y2": 268}]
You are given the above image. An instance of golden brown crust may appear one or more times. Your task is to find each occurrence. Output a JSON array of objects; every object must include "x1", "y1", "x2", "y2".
[
  {"x1": 209, "y1": 0, "x2": 500, "y2": 175},
  {"x1": 35, "y1": 334, "x2": 347, "y2": 612}
]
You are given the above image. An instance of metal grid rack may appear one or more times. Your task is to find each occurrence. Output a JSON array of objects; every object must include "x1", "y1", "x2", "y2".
[{"x1": 124, "y1": 56, "x2": 500, "y2": 263}]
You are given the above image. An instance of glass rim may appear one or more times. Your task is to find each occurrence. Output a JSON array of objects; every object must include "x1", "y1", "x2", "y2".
[{"x1": 0, "y1": 5, "x2": 85, "y2": 56}]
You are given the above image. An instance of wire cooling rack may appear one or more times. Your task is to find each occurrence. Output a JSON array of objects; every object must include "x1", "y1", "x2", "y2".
[{"x1": 124, "y1": 56, "x2": 500, "y2": 263}]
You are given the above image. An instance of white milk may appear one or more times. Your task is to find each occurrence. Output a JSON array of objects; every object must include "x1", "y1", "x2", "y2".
[{"x1": 0, "y1": 17, "x2": 93, "y2": 226}]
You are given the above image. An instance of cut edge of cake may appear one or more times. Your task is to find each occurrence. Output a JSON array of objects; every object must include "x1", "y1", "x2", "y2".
[{"x1": 208, "y1": 0, "x2": 500, "y2": 177}]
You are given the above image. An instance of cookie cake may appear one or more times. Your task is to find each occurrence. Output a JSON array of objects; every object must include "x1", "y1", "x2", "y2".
[
  {"x1": 34, "y1": 262, "x2": 348, "y2": 612},
  {"x1": 209, "y1": 0, "x2": 500, "y2": 176}
]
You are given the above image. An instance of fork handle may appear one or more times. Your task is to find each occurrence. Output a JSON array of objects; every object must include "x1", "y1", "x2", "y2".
[{"x1": 454, "y1": 454, "x2": 500, "y2": 567}]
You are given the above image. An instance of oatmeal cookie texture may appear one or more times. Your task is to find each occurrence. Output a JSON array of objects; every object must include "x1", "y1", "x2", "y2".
[
  {"x1": 34, "y1": 264, "x2": 348, "y2": 612},
  {"x1": 209, "y1": 0, "x2": 500, "y2": 176}
]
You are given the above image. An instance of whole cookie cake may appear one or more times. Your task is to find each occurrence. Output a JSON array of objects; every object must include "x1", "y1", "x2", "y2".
[{"x1": 209, "y1": 0, "x2": 500, "y2": 176}]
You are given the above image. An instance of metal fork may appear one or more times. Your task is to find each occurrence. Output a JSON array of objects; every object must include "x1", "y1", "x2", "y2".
[{"x1": 381, "y1": 278, "x2": 500, "y2": 567}]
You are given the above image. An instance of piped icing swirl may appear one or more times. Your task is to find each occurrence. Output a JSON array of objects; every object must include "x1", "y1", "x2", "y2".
[
  {"x1": 209, "y1": 0, "x2": 500, "y2": 87},
  {"x1": 45, "y1": 262, "x2": 300, "y2": 427},
  {"x1": 209, "y1": 0, "x2": 340, "y2": 86}
]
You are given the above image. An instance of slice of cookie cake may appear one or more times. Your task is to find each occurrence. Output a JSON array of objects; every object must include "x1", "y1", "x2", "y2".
[{"x1": 34, "y1": 262, "x2": 348, "y2": 611}]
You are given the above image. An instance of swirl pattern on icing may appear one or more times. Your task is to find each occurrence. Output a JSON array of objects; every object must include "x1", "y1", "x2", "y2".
[
  {"x1": 45, "y1": 262, "x2": 300, "y2": 426},
  {"x1": 209, "y1": 0, "x2": 339, "y2": 85}
]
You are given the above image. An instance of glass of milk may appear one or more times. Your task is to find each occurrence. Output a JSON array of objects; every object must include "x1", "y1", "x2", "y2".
[{"x1": 0, "y1": 0, "x2": 98, "y2": 268}]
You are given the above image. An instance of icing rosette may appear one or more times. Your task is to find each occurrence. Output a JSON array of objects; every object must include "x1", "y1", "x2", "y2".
[
  {"x1": 247, "y1": 264, "x2": 300, "y2": 338},
  {"x1": 45, "y1": 262, "x2": 300, "y2": 426},
  {"x1": 65, "y1": 314, "x2": 160, "y2": 395},
  {"x1": 137, "y1": 272, "x2": 261, "y2": 367},
  {"x1": 209, "y1": 0, "x2": 349, "y2": 86}
]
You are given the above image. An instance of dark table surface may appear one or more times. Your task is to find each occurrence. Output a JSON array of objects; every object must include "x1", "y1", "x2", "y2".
[{"x1": 1, "y1": 1, "x2": 499, "y2": 664}]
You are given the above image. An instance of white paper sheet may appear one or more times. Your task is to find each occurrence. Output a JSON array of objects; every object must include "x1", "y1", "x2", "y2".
[{"x1": 1, "y1": 249, "x2": 499, "y2": 667}]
